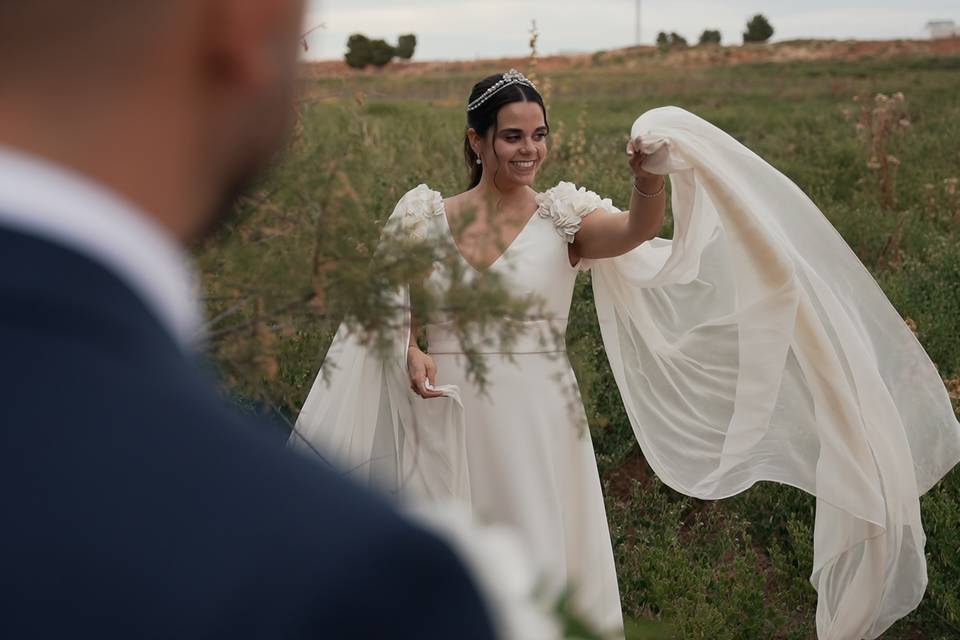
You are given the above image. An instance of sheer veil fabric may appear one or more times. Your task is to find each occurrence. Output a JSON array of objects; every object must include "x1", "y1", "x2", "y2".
[
  {"x1": 291, "y1": 106, "x2": 960, "y2": 640},
  {"x1": 601, "y1": 106, "x2": 959, "y2": 639}
]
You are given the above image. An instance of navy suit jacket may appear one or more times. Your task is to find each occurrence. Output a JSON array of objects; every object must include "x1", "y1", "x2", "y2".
[{"x1": 0, "y1": 226, "x2": 496, "y2": 639}]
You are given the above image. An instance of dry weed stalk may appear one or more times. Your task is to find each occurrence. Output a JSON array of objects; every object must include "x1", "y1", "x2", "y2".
[
  {"x1": 852, "y1": 91, "x2": 910, "y2": 210},
  {"x1": 527, "y1": 20, "x2": 540, "y2": 86},
  {"x1": 922, "y1": 177, "x2": 960, "y2": 238},
  {"x1": 567, "y1": 111, "x2": 589, "y2": 181},
  {"x1": 526, "y1": 20, "x2": 552, "y2": 103},
  {"x1": 946, "y1": 177, "x2": 960, "y2": 237}
]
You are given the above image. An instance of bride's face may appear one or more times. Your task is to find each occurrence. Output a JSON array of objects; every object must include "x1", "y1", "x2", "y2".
[{"x1": 476, "y1": 101, "x2": 549, "y2": 188}]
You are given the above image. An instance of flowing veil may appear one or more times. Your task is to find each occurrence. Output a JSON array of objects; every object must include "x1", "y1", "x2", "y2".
[
  {"x1": 587, "y1": 106, "x2": 960, "y2": 639},
  {"x1": 291, "y1": 105, "x2": 960, "y2": 640}
]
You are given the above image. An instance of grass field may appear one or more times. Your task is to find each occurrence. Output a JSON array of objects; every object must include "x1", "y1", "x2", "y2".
[{"x1": 200, "y1": 49, "x2": 960, "y2": 639}]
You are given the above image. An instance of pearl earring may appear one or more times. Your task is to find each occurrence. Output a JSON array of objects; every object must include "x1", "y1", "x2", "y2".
[{"x1": 476, "y1": 157, "x2": 482, "y2": 165}]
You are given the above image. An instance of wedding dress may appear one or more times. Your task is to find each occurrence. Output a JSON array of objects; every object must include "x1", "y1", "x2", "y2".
[{"x1": 291, "y1": 106, "x2": 960, "y2": 640}]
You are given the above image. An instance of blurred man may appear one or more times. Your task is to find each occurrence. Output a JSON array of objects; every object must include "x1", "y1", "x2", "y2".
[{"x1": 0, "y1": 3, "x2": 499, "y2": 637}]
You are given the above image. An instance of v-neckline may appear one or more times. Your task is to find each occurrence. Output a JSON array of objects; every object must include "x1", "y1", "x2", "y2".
[{"x1": 439, "y1": 196, "x2": 540, "y2": 274}]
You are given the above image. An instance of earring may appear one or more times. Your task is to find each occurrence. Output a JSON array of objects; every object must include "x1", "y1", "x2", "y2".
[{"x1": 475, "y1": 157, "x2": 482, "y2": 165}]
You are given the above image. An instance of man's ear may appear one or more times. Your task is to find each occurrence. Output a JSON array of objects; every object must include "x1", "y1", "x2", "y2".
[{"x1": 199, "y1": 0, "x2": 302, "y2": 94}]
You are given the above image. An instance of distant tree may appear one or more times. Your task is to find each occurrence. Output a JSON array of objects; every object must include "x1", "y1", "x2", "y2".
[
  {"x1": 345, "y1": 33, "x2": 373, "y2": 69},
  {"x1": 657, "y1": 31, "x2": 689, "y2": 51},
  {"x1": 368, "y1": 39, "x2": 396, "y2": 67},
  {"x1": 699, "y1": 29, "x2": 722, "y2": 45},
  {"x1": 345, "y1": 33, "x2": 416, "y2": 69},
  {"x1": 395, "y1": 34, "x2": 417, "y2": 60},
  {"x1": 743, "y1": 14, "x2": 774, "y2": 43},
  {"x1": 669, "y1": 32, "x2": 689, "y2": 47}
]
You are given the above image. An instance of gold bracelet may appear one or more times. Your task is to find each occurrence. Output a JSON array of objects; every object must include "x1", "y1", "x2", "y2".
[{"x1": 633, "y1": 177, "x2": 665, "y2": 198}]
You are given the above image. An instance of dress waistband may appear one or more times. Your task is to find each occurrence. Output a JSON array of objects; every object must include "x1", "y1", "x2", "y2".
[{"x1": 426, "y1": 317, "x2": 567, "y2": 355}]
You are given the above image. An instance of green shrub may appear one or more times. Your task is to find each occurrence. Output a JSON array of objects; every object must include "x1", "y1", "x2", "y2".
[
  {"x1": 345, "y1": 33, "x2": 373, "y2": 69},
  {"x1": 396, "y1": 34, "x2": 417, "y2": 60},
  {"x1": 743, "y1": 14, "x2": 774, "y2": 43},
  {"x1": 698, "y1": 30, "x2": 722, "y2": 46}
]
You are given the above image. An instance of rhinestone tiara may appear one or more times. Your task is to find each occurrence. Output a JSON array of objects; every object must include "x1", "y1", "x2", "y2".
[{"x1": 466, "y1": 68, "x2": 538, "y2": 112}]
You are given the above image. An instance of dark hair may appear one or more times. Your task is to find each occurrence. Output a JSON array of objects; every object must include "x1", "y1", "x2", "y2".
[{"x1": 463, "y1": 73, "x2": 549, "y2": 189}]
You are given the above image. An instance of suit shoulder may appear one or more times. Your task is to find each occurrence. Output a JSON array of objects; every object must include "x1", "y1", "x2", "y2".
[{"x1": 305, "y1": 509, "x2": 498, "y2": 639}]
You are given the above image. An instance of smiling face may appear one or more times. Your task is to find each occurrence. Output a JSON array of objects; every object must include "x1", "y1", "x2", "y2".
[{"x1": 469, "y1": 100, "x2": 549, "y2": 189}]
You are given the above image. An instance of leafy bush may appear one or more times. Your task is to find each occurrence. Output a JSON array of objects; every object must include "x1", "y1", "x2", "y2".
[
  {"x1": 655, "y1": 31, "x2": 669, "y2": 50},
  {"x1": 345, "y1": 34, "x2": 417, "y2": 69},
  {"x1": 345, "y1": 33, "x2": 373, "y2": 69},
  {"x1": 396, "y1": 34, "x2": 417, "y2": 60},
  {"x1": 698, "y1": 29, "x2": 722, "y2": 46},
  {"x1": 656, "y1": 31, "x2": 689, "y2": 51},
  {"x1": 743, "y1": 14, "x2": 774, "y2": 43},
  {"x1": 368, "y1": 39, "x2": 396, "y2": 68}
]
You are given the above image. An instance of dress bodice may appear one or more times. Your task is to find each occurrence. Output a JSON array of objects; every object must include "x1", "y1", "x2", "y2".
[{"x1": 394, "y1": 182, "x2": 620, "y2": 353}]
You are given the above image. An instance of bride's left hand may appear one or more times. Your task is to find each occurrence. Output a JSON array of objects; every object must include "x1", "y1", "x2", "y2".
[{"x1": 626, "y1": 136, "x2": 661, "y2": 182}]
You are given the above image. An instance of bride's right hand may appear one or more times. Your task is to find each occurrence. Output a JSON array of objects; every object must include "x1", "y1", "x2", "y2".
[{"x1": 407, "y1": 346, "x2": 445, "y2": 399}]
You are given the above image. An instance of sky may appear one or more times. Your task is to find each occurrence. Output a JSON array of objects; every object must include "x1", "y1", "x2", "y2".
[{"x1": 302, "y1": 0, "x2": 958, "y2": 61}]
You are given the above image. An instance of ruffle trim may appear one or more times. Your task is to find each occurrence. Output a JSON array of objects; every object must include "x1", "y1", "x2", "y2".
[
  {"x1": 535, "y1": 181, "x2": 618, "y2": 243},
  {"x1": 396, "y1": 183, "x2": 444, "y2": 239}
]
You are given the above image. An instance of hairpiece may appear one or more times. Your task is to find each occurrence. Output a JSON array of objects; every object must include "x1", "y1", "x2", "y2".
[{"x1": 466, "y1": 69, "x2": 538, "y2": 112}]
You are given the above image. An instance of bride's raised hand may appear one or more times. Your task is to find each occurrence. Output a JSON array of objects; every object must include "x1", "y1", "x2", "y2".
[
  {"x1": 626, "y1": 136, "x2": 664, "y2": 186},
  {"x1": 407, "y1": 346, "x2": 445, "y2": 399}
]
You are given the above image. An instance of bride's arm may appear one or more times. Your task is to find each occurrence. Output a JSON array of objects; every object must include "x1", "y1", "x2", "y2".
[{"x1": 571, "y1": 138, "x2": 666, "y2": 261}]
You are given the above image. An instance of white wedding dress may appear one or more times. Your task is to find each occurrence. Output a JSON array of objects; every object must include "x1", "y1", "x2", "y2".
[
  {"x1": 418, "y1": 180, "x2": 626, "y2": 633},
  {"x1": 291, "y1": 107, "x2": 960, "y2": 640}
]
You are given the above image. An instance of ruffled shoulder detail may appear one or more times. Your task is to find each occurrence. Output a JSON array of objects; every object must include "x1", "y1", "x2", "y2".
[
  {"x1": 389, "y1": 183, "x2": 444, "y2": 240},
  {"x1": 398, "y1": 183, "x2": 444, "y2": 218},
  {"x1": 535, "y1": 181, "x2": 619, "y2": 243}
]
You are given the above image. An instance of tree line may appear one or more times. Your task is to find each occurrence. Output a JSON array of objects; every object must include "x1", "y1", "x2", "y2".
[
  {"x1": 657, "y1": 13, "x2": 774, "y2": 50},
  {"x1": 342, "y1": 14, "x2": 775, "y2": 69}
]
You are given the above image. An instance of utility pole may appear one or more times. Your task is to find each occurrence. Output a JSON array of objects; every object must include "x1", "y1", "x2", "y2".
[{"x1": 635, "y1": 0, "x2": 642, "y2": 45}]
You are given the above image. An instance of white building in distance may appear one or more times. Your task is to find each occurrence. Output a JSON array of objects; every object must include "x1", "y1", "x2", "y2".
[{"x1": 926, "y1": 20, "x2": 959, "y2": 39}]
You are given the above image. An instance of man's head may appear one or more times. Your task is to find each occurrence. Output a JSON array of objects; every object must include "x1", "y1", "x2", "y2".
[{"x1": 0, "y1": 0, "x2": 307, "y2": 243}]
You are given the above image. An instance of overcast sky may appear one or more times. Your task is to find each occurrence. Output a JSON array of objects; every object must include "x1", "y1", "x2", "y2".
[{"x1": 302, "y1": 0, "x2": 957, "y2": 60}]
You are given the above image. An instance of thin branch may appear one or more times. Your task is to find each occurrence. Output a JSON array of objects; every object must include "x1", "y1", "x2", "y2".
[
  {"x1": 204, "y1": 299, "x2": 250, "y2": 330},
  {"x1": 204, "y1": 293, "x2": 315, "y2": 342},
  {"x1": 301, "y1": 23, "x2": 326, "y2": 39}
]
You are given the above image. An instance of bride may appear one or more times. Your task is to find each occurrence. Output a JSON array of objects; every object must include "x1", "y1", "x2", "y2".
[{"x1": 292, "y1": 69, "x2": 960, "y2": 640}]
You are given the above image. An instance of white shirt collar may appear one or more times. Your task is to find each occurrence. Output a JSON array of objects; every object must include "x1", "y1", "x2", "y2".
[{"x1": 0, "y1": 145, "x2": 205, "y2": 350}]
